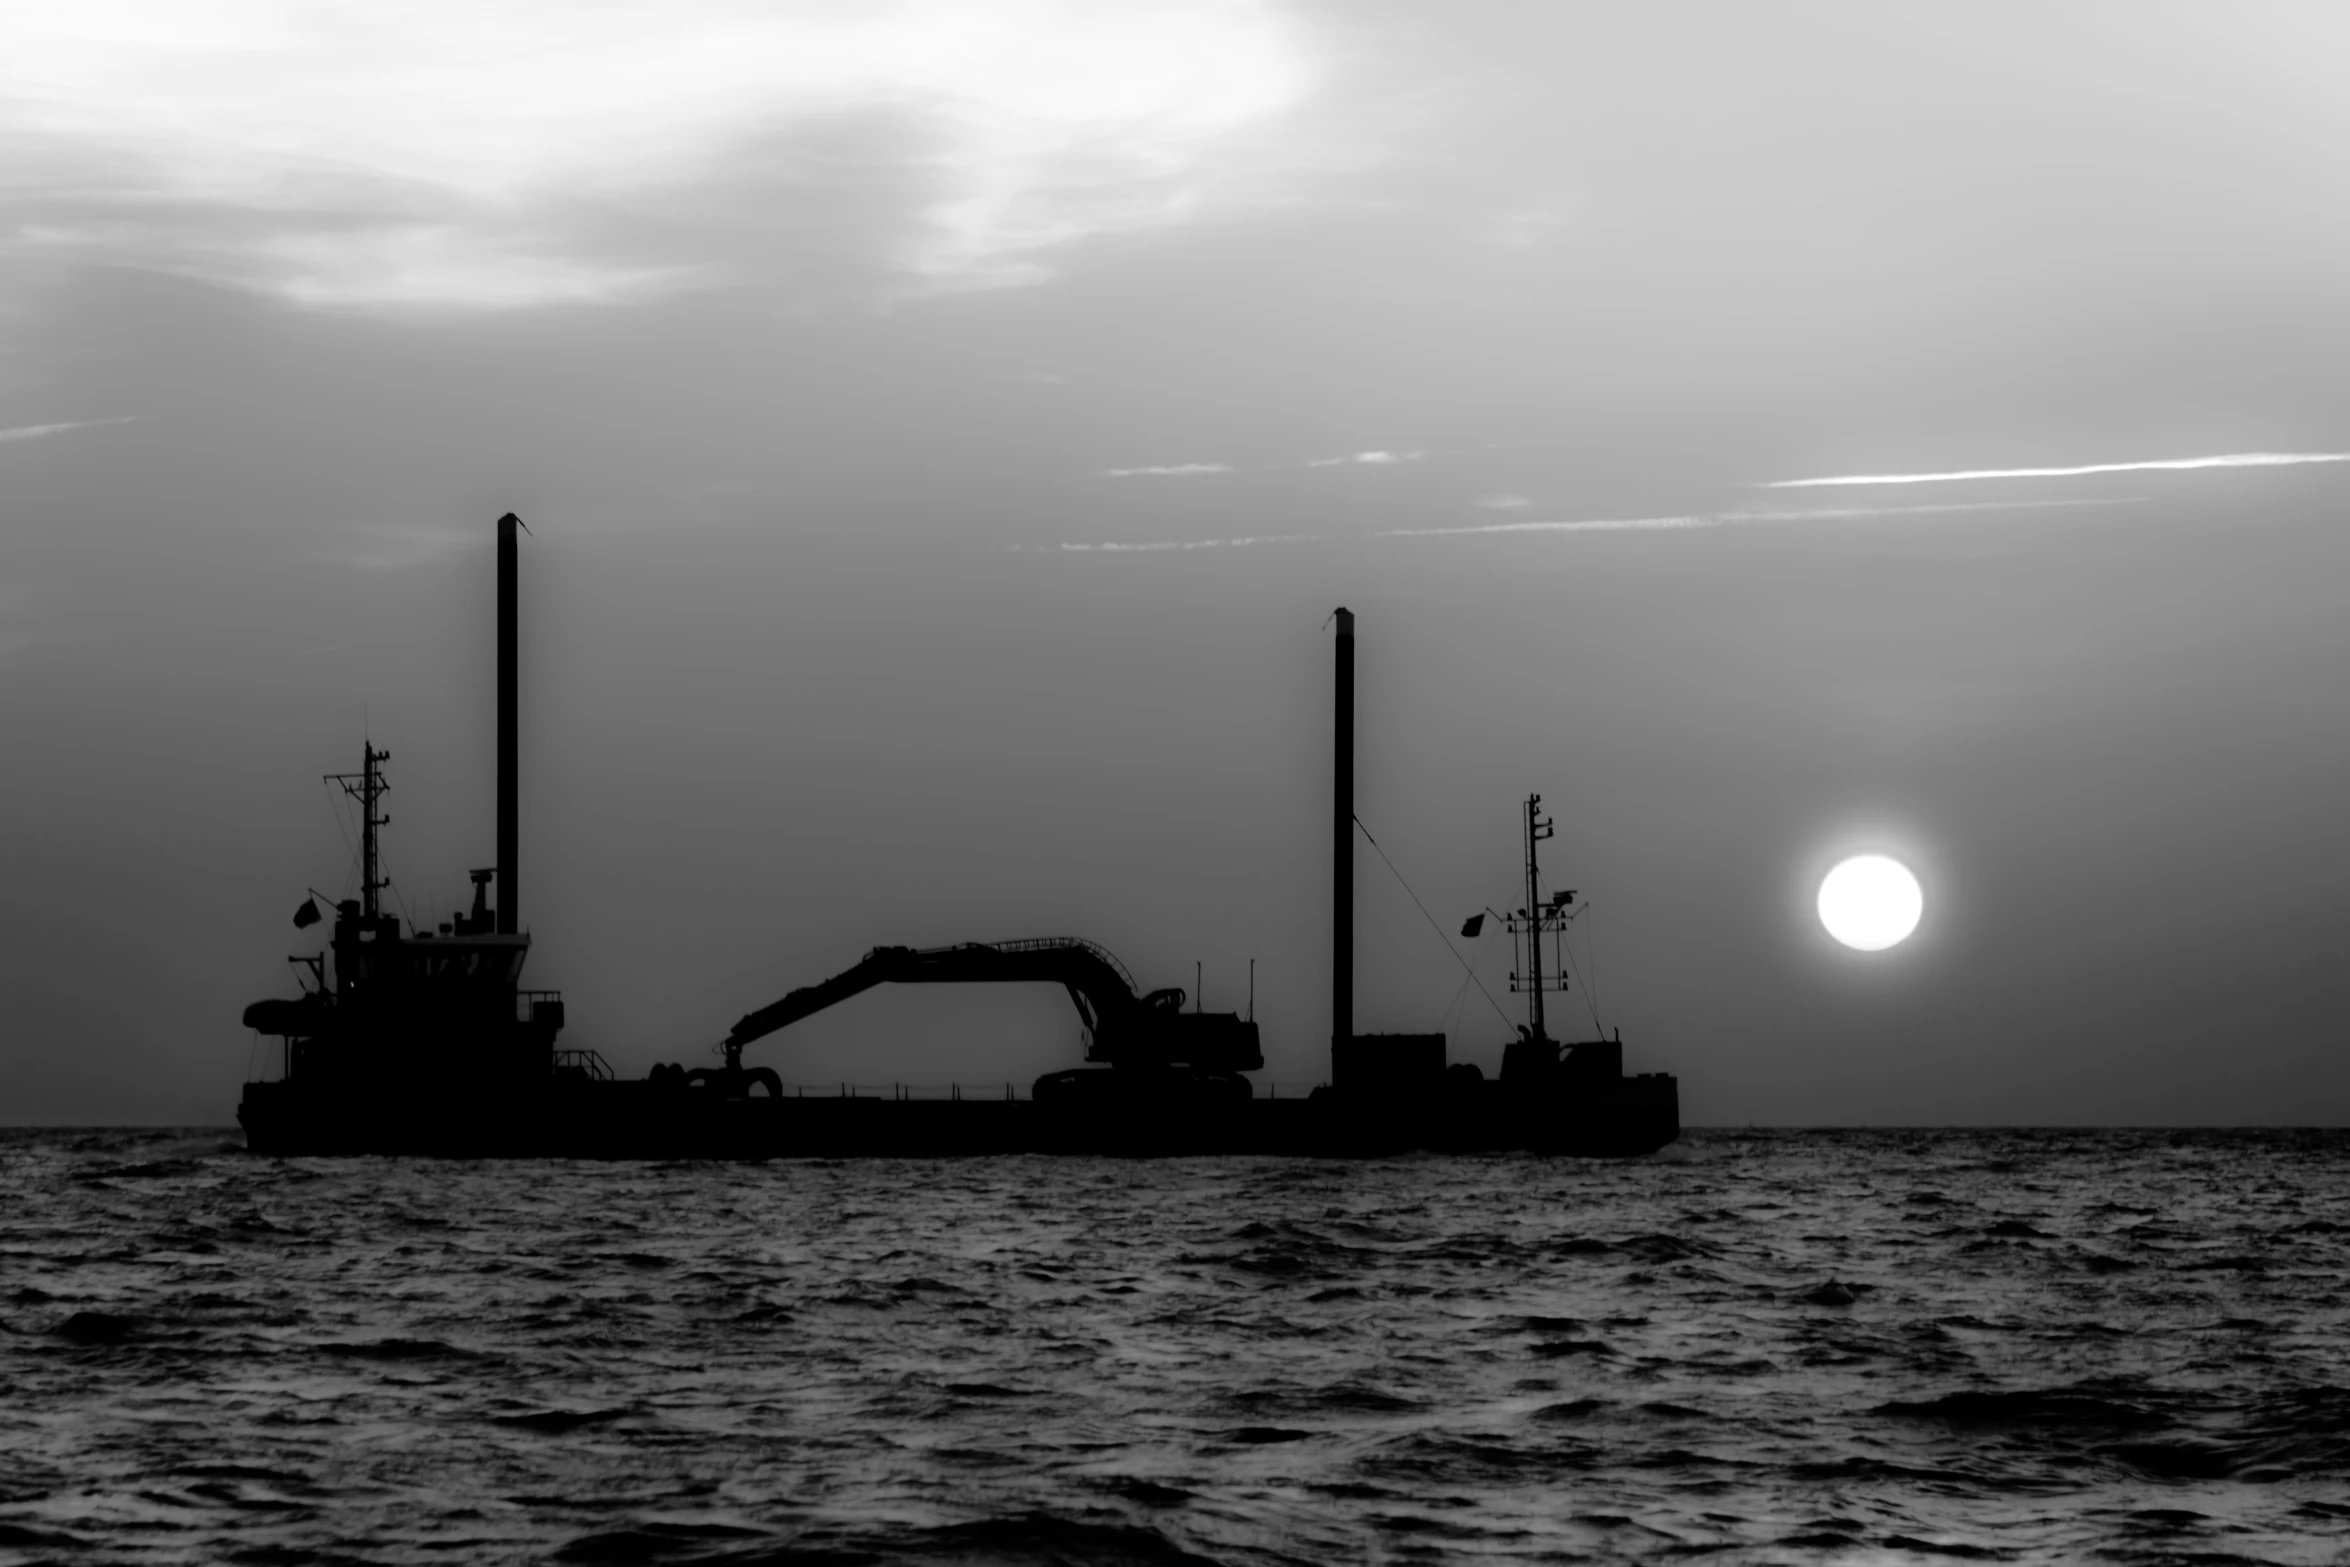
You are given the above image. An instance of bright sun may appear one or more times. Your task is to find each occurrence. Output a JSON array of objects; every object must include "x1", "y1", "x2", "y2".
[{"x1": 1817, "y1": 855, "x2": 1923, "y2": 951}]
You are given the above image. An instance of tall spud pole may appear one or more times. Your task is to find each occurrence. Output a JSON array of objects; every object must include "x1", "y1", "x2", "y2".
[
  {"x1": 1332, "y1": 607, "x2": 1354, "y2": 1076},
  {"x1": 497, "y1": 512, "x2": 520, "y2": 935}
]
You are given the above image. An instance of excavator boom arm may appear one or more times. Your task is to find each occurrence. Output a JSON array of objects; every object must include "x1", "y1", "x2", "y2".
[
  {"x1": 721, "y1": 937, "x2": 1260, "y2": 1072},
  {"x1": 723, "y1": 950, "x2": 905, "y2": 1053}
]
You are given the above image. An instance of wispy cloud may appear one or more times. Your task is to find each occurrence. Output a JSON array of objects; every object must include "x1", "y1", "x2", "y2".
[
  {"x1": 1763, "y1": 451, "x2": 2350, "y2": 489},
  {"x1": 1052, "y1": 497, "x2": 2136, "y2": 553},
  {"x1": 1754, "y1": 498, "x2": 2140, "y2": 520},
  {"x1": 1059, "y1": 532, "x2": 1314, "y2": 552},
  {"x1": 1383, "y1": 498, "x2": 2136, "y2": 538},
  {"x1": 1307, "y1": 449, "x2": 1424, "y2": 467},
  {"x1": 0, "y1": 415, "x2": 135, "y2": 444},
  {"x1": 1377, "y1": 514, "x2": 1713, "y2": 538},
  {"x1": 329, "y1": 523, "x2": 484, "y2": 571},
  {"x1": 1101, "y1": 462, "x2": 1234, "y2": 478},
  {"x1": 1101, "y1": 448, "x2": 1430, "y2": 477},
  {"x1": 1476, "y1": 494, "x2": 1530, "y2": 510},
  {"x1": 0, "y1": 1, "x2": 1312, "y2": 310}
]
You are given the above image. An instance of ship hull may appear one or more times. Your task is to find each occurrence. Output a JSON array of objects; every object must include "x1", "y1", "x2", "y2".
[{"x1": 236, "y1": 1075, "x2": 1679, "y2": 1159}]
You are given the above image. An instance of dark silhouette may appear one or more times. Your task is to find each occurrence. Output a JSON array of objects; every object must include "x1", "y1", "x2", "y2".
[
  {"x1": 496, "y1": 511, "x2": 521, "y2": 936},
  {"x1": 240, "y1": 515, "x2": 575, "y2": 1151},
  {"x1": 1318, "y1": 608, "x2": 1678, "y2": 1152},
  {"x1": 234, "y1": 519, "x2": 1677, "y2": 1157},
  {"x1": 722, "y1": 936, "x2": 1261, "y2": 1082},
  {"x1": 1331, "y1": 606, "x2": 1353, "y2": 1074}
]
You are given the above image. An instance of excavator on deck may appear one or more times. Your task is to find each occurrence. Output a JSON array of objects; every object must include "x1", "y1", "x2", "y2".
[{"x1": 705, "y1": 937, "x2": 1262, "y2": 1102}]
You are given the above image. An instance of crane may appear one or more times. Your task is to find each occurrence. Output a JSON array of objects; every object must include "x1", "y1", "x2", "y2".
[{"x1": 709, "y1": 936, "x2": 1261, "y2": 1096}]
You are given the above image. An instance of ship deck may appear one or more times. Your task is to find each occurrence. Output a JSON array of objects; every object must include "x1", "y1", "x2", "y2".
[{"x1": 238, "y1": 1075, "x2": 1679, "y2": 1160}]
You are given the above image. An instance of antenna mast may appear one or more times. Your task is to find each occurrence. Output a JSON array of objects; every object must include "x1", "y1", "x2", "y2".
[
  {"x1": 327, "y1": 744, "x2": 391, "y2": 920},
  {"x1": 1506, "y1": 792, "x2": 1572, "y2": 1041}
]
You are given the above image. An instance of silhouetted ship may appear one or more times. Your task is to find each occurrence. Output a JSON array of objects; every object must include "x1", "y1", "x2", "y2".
[{"x1": 238, "y1": 519, "x2": 1678, "y2": 1157}]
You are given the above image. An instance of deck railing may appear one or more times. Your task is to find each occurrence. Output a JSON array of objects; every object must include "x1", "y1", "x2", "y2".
[
  {"x1": 754, "y1": 1080, "x2": 1330, "y2": 1102},
  {"x1": 778, "y1": 1082, "x2": 1026, "y2": 1101}
]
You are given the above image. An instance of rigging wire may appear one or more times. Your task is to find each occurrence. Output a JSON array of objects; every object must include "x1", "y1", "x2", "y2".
[
  {"x1": 1584, "y1": 902, "x2": 1602, "y2": 1031},
  {"x1": 1353, "y1": 814, "x2": 1516, "y2": 1032},
  {"x1": 321, "y1": 779, "x2": 360, "y2": 901},
  {"x1": 377, "y1": 846, "x2": 417, "y2": 931},
  {"x1": 1438, "y1": 921, "x2": 1499, "y2": 1037},
  {"x1": 1552, "y1": 904, "x2": 1606, "y2": 1036},
  {"x1": 318, "y1": 764, "x2": 414, "y2": 928}
]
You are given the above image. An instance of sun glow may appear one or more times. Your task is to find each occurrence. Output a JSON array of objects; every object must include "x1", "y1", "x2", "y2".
[{"x1": 1817, "y1": 856, "x2": 1922, "y2": 951}]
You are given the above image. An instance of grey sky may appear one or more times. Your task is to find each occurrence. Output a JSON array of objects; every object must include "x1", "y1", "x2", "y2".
[{"x1": 4, "y1": 1, "x2": 2347, "y2": 1123}]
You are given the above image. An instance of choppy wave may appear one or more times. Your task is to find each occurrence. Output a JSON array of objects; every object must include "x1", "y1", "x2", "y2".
[{"x1": 3, "y1": 1128, "x2": 2348, "y2": 1562}]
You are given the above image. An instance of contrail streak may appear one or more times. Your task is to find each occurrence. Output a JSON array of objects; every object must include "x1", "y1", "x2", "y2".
[
  {"x1": 1378, "y1": 497, "x2": 2134, "y2": 538},
  {"x1": 1762, "y1": 451, "x2": 2349, "y2": 489},
  {"x1": 0, "y1": 416, "x2": 136, "y2": 444},
  {"x1": 1051, "y1": 497, "x2": 2133, "y2": 554},
  {"x1": 1733, "y1": 497, "x2": 2137, "y2": 522}
]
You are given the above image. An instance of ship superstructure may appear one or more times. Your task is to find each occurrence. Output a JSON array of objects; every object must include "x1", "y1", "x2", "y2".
[
  {"x1": 241, "y1": 734, "x2": 568, "y2": 1090},
  {"x1": 239, "y1": 516, "x2": 605, "y2": 1152}
]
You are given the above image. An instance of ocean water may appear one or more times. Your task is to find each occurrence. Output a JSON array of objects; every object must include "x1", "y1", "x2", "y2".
[{"x1": 3, "y1": 1129, "x2": 2348, "y2": 1565}]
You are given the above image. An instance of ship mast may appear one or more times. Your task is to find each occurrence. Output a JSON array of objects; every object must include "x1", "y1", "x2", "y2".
[
  {"x1": 1507, "y1": 791, "x2": 1572, "y2": 1044},
  {"x1": 328, "y1": 744, "x2": 391, "y2": 921},
  {"x1": 1523, "y1": 793, "x2": 1551, "y2": 1038}
]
